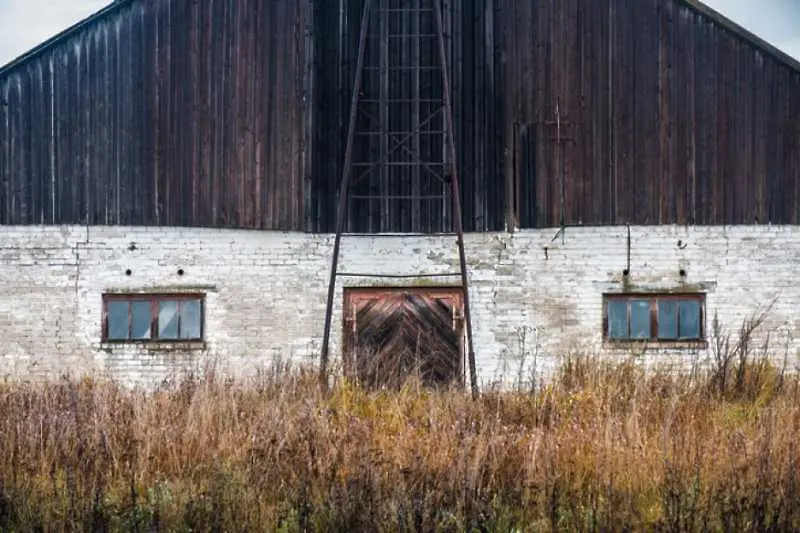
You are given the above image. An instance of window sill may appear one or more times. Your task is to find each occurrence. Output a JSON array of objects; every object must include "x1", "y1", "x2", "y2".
[
  {"x1": 99, "y1": 341, "x2": 207, "y2": 353},
  {"x1": 603, "y1": 339, "x2": 708, "y2": 350}
]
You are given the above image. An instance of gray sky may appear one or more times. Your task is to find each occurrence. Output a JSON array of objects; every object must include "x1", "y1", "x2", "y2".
[
  {"x1": 703, "y1": 0, "x2": 800, "y2": 60},
  {"x1": 0, "y1": 0, "x2": 798, "y2": 67}
]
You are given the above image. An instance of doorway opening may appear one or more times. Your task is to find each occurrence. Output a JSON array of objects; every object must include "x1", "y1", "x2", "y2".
[{"x1": 342, "y1": 287, "x2": 465, "y2": 389}]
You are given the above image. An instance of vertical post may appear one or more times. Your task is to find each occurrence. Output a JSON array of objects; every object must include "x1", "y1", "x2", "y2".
[
  {"x1": 320, "y1": 0, "x2": 374, "y2": 387},
  {"x1": 412, "y1": 0, "x2": 422, "y2": 230},
  {"x1": 511, "y1": 121, "x2": 521, "y2": 231},
  {"x1": 556, "y1": 99, "x2": 566, "y2": 244},
  {"x1": 433, "y1": 0, "x2": 478, "y2": 399},
  {"x1": 626, "y1": 224, "x2": 631, "y2": 274},
  {"x1": 543, "y1": 102, "x2": 572, "y2": 240}
]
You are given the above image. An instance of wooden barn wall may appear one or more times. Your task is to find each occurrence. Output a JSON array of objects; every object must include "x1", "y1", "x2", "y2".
[
  {"x1": 1, "y1": 0, "x2": 798, "y2": 232},
  {"x1": 503, "y1": 0, "x2": 800, "y2": 227},
  {"x1": 308, "y1": 0, "x2": 505, "y2": 233},
  {"x1": 0, "y1": 0, "x2": 308, "y2": 229}
]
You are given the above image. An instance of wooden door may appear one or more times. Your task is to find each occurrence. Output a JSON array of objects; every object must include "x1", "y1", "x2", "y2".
[{"x1": 343, "y1": 287, "x2": 464, "y2": 389}]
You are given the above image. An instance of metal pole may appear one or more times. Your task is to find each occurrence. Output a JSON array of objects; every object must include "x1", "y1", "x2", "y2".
[
  {"x1": 557, "y1": 99, "x2": 566, "y2": 245},
  {"x1": 626, "y1": 224, "x2": 631, "y2": 275},
  {"x1": 433, "y1": 0, "x2": 478, "y2": 399},
  {"x1": 320, "y1": 0, "x2": 374, "y2": 387}
]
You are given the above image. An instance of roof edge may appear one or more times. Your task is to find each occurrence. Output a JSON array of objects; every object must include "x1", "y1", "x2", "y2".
[
  {"x1": 1, "y1": 0, "x2": 798, "y2": 79},
  {"x1": 0, "y1": 0, "x2": 135, "y2": 77},
  {"x1": 680, "y1": 0, "x2": 800, "y2": 74}
]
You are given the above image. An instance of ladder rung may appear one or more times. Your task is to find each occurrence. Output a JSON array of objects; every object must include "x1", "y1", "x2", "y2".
[
  {"x1": 349, "y1": 195, "x2": 447, "y2": 201},
  {"x1": 355, "y1": 131, "x2": 445, "y2": 136},
  {"x1": 337, "y1": 272, "x2": 462, "y2": 279},
  {"x1": 352, "y1": 162, "x2": 446, "y2": 167},
  {"x1": 374, "y1": 8, "x2": 434, "y2": 12},
  {"x1": 341, "y1": 232, "x2": 459, "y2": 237},
  {"x1": 359, "y1": 99, "x2": 442, "y2": 103},
  {"x1": 363, "y1": 66, "x2": 441, "y2": 71},
  {"x1": 367, "y1": 34, "x2": 438, "y2": 39}
]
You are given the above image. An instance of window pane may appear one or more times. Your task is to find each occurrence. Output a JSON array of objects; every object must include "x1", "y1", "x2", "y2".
[
  {"x1": 180, "y1": 299, "x2": 202, "y2": 339},
  {"x1": 657, "y1": 300, "x2": 678, "y2": 339},
  {"x1": 607, "y1": 300, "x2": 628, "y2": 339},
  {"x1": 679, "y1": 300, "x2": 701, "y2": 339},
  {"x1": 158, "y1": 300, "x2": 179, "y2": 339},
  {"x1": 107, "y1": 301, "x2": 129, "y2": 340},
  {"x1": 630, "y1": 300, "x2": 651, "y2": 339},
  {"x1": 131, "y1": 301, "x2": 152, "y2": 340}
]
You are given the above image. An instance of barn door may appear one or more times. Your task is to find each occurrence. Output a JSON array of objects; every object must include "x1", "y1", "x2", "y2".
[{"x1": 343, "y1": 288, "x2": 464, "y2": 389}]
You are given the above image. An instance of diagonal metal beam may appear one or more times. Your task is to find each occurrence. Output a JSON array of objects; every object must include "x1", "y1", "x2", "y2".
[
  {"x1": 321, "y1": 0, "x2": 477, "y2": 398},
  {"x1": 354, "y1": 105, "x2": 448, "y2": 184},
  {"x1": 320, "y1": 0, "x2": 373, "y2": 387},
  {"x1": 433, "y1": 0, "x2": 477, "y2": 398},
  {"x1": 351, "y1": 106, "x2": 444, "y2": 186}
]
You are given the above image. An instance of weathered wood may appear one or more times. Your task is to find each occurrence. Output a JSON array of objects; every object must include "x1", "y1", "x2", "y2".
[
  {"x1": 343, "y1": 288, "x2": 464, "y2": 389},
  {"x1": 0, "y1": 0, "x2": 306, "y2": 229},
  {"x1": 503, "y1": 0, "x2": 800, "y2": 226},
  {"x1": 1, "y1": 0, "x2": 798, "y2": 230}
]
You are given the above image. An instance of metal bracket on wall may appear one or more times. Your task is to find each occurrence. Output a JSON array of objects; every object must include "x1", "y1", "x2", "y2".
[
  {"x1": 545, "y1": 99, "x2": 574, "y2": 244},
  {"x1": 319, "y1": 0, "x2": 478, "y2": 398},
  {"x1": 541, "y1": 99, "x2": 577, "y2": 244}
]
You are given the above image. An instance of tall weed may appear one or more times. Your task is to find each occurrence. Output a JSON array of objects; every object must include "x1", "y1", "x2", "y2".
[{"x1": 0, "y1": 353, "x2": 798, "y2": 531}]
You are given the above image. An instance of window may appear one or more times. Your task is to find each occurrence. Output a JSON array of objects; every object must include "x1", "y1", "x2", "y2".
[
  {"x1": 603, "y1": 294, "x2": 705, "y2": 342},
  {"x1": 102, "y1": 294, "x2": 204, "y2": 342}
]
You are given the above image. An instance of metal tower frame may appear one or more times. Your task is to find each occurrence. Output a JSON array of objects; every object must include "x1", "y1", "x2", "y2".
[{"x1": 319, "y1": 0, "x2": 477, "y2": 396}]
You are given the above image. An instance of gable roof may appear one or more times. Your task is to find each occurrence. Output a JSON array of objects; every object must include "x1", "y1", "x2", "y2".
[
  {"x1": 0, "y1": 0, "x2": 135, "y2": 77},
  {"x1": 679, "y1": 0, "x2": 800, "y2": 73},
  {"x1": 1, "y1": 0, "x2": 799, "y2": 78}
]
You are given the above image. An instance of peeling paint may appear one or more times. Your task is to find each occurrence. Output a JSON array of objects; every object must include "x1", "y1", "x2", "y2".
[{"x1": 0, "y1": 225, "x2": 798, "y2": 389}]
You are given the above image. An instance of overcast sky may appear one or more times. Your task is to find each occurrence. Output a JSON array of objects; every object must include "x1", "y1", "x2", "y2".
[{"x1": 0, "y1": 0, "x2": 798, "y2": 66}]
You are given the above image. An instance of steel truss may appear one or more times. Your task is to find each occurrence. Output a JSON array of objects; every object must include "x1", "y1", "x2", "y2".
[{"x1": 320, "y1": 0, "x2": 477, "y2": 397}]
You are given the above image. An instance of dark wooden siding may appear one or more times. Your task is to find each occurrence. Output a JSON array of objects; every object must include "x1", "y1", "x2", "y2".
[
  {"x1": 504, "y1": 0, "x2": 800, "y2": 227},
  {"x1": 1, "y1": 0, "x2": 798, "y2": 231},
  {"x1": 308, "y1": 0, "x2": 505, "y2": 233},
  {"x1": 0, "y1": 0, "x2": 308, "y2": 229}
]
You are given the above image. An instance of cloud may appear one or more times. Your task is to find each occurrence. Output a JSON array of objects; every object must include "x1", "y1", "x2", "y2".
[{"x1": 0, "y1": 0, "x2": 109, "y2": 65}]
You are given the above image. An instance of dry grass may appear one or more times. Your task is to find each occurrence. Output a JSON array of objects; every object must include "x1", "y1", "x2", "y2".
[{"x1": 0, "y1": 351, "x2": 799, "y2": 532}]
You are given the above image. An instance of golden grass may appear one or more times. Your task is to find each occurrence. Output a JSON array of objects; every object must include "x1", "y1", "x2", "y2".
[{"x1": 0, "y1": 354, "x2": 799, "y2": 532}]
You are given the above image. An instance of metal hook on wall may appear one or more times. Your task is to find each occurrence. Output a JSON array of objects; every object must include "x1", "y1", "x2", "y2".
[{"x1": 625, "y1": 224, "x2": 631, "y2": 276}]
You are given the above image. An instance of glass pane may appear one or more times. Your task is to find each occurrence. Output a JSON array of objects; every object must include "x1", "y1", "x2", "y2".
[
  {"x1": 180, "y1": 299, "x2": 202, "y2": 339},
  {"x1": 679, "y1": 300, "x2": 701, "y2": 339},
  {"x1": 607, "y1": 300, "x2": 628, "y2": 339},
  {"x1": 630, "y1": 300, "x2": 651, "y2": 339},
  {"x1": 131, "y1": 301, "x2": 152, "y2": 340},
  {"x1": 106, "y1": 301, "x2": 129, "y2": 340},
  {"x1": 657, "y1": 300, "x2": 678, "y2": 339},
  {"x1": 158, "y1": 300, "x2": 179, "y2": 339}
]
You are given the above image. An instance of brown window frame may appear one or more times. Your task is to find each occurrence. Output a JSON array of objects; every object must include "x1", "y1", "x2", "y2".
[
  {"x1": 102, "y1": 293, "x2": 205, "y2": 343},
  {"x1": 602, "y1": 293, "x2": 706, "y2": 343}
]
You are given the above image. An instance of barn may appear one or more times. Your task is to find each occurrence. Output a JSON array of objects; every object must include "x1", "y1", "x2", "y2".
[{"x1": 1, "y1": 0, "x2": 799, "y2": 390}]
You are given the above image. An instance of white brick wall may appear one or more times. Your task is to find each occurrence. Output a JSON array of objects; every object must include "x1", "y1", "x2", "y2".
[{"x1": 0, "y1": 225, "x2": 798, "y2": 388}]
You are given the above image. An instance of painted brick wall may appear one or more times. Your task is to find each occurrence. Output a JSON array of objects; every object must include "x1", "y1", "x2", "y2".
[{"x1": 0, "y1": 225, "x2": 798, "y2": 388}]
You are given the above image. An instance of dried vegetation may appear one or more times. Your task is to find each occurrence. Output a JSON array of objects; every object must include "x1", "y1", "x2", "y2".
[{"x1": 1, "y1": 321, "x2": 799, "y2": 531}]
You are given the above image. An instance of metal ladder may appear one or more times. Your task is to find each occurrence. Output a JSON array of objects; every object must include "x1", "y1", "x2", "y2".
[{"x1": 319, "y1": 0, "x2": 477, "y2": 397}]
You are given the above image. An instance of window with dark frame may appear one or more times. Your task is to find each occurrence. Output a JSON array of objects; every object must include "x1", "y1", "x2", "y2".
[
  {"x1": 102, "y1": 294, "x2": 204, "y2": 342},
  {"x1": 603, "y1": 293, "x2": 705, "y2": 342}
]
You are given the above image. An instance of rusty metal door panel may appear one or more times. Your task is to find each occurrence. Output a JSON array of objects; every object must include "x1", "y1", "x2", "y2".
[{"x1": 343, "y1": 288, "x2": 464, "y2": 389}]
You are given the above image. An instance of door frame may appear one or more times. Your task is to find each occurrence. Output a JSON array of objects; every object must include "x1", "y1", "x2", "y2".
[{"x1": 341, "y1": 286, "x2": 466, "y2": 387}]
